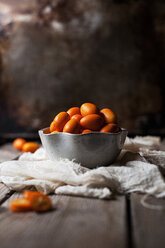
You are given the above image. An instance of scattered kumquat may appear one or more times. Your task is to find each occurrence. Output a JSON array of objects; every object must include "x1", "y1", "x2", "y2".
[
  {"x1": 13, "y1": 138, "x2": 26, "y2": 151},
  {"x1": 22, "y1": 142, "x2": 40, "y2": 153},
  {"x1": 23, "y1": 190, "x2": 45, "y2": 200},
  {"x1": 13, "y1": 138, "x2": 40, "y2": 153},
  {"x1": 30, "y1": 194, "x2": 52, "y2": 212},
  {"x1": 10, "y1": 191, "x2": 52, "y2": 213}
]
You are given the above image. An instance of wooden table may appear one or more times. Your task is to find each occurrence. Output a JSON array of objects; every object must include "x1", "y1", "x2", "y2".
[{"x1": 0, "y1": 142, "x2": 165, "y2": 248}]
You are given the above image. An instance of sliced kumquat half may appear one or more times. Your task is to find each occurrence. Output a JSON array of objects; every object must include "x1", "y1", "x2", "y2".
[{"x1": 10, "y1": 198, "x2": 32, "y2": 212}]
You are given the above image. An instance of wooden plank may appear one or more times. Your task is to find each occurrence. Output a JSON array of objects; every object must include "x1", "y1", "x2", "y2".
[
  {"x1": 0, "y1": 183, "x2": 13, "y2": 204},
  {"x1": 0, "y1": 193, "x2": 128, "y2": 248},
  {"x1": 131, "y1": 193, "x2": 165, "y2": 248},
  {"x1": 0, "y1": 143, "x2": 22, "y2": 162}
]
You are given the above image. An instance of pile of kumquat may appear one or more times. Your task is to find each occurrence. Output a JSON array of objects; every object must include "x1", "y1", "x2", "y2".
[
  {"x1": 10, "y1": 190, "x2": 52, "y2": 212},
  {"x1": 49, "y1": 103, "x2": 120, "y2": 134},
  {"x1": 13, "y1": 138, "x2": 40, "y2": 153}
]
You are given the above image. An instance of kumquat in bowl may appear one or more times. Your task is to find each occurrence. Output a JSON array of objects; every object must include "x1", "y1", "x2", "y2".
[{"x1": 39, "y1": 103, "x2": 127, "y2": 168}]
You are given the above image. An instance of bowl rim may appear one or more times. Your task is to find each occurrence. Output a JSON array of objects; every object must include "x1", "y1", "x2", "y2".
[{"x1": 39, "y1": 127, "x2": 127, "y2": 136}]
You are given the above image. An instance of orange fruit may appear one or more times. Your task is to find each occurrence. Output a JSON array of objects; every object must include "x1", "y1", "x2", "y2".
[
  {"x1": 43, "y1": 128, "x2": 51, "y2": 134},
  {"x1": 71, "y1": 114, "x2": 82, "y2": 122},
  {"x1": 82, "y1": 129, "x2": 92, "y2": 134},
  {"x1": 80, "y1": 103, "x2": 99, "y2": 116},
  {"x1": 100, "y1": 108, "x2": 117, "y2": 124},
  {"x1": 13, "y1": 138, "x2": 26, "y2": 151},
  {"x1": 50, "y1": 121, "x2": 56, "y2": 133},
  {"x1": 10, "y1": 191, "x2": 52, "y2": 212},
  {"x1": 30, "y1": 194, "x2": 52, "y2": 212},
  {"x1": 63, "y1": 119, "x2": 80, "y2": 134},
  {"x1": 100, "y1": 123, "x2": 120, "y2": 133},
  {"x1": 80, "y1": 114, "x2": 103, "y2": 131},
  {"x1": 67, "y1": 107, "x2": 80, "y2": 117},
  {"x1": 23, "y1": 190, "x2": 45, "y2": 201},
  {"x1": 22, "y1": 142, "x2": 39, "y2": 153},
  {"x1": 50, "y1": 112, "x2": 70, "y2": 132},
  {"x1": 10, "y1": 198, "x2": 32, "y2": 212}
]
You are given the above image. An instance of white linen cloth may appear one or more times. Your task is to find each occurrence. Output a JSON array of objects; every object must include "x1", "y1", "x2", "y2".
[{"x1": 0, "y1": 136, "x2": 165, "y2": 199}]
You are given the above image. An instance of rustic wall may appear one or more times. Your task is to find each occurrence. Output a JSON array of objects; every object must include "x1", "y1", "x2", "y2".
[{"x1": 0, "y1": 0, "x2": 164, "y2": 135}]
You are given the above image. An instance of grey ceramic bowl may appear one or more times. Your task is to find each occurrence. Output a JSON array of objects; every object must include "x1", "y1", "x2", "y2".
[{"x1": 39, "y1": 128, "x2": 127, "y2": 169}]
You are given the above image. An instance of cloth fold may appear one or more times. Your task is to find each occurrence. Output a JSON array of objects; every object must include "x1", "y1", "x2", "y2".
[{"x1": 0, "y1": 136, "x2": 165, "y2": 199}]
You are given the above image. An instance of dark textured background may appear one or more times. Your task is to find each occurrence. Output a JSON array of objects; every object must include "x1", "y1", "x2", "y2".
[{"x1": 0, "y1": 0, "x2": 165, "y2": 137}]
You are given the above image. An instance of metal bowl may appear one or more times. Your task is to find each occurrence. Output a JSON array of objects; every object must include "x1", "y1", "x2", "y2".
[{"x1": 39, "y1": 128, "x2": 127, "y2": 169}]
